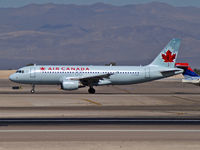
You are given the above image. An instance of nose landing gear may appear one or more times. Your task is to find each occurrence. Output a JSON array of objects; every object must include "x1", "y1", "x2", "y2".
[
  {"x1": 31, "y1": 84, "x2": 35, "y2": 93},
  {"x1": 88, "y1": 87, "x2": 95, "y2": 94}
]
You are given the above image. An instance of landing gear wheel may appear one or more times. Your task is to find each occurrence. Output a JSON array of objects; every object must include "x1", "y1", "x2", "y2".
[
  {"x1": 88, "y1": 88, "x2": 95, "y2": 94},
  {"x1": 31, "y1": 84, "x2": 35, "y2": 94}
]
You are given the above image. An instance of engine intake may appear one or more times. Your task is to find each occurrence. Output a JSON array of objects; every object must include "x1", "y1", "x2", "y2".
[{"x1": 61, "y1": 80, "x2": 79, "y2": 90}]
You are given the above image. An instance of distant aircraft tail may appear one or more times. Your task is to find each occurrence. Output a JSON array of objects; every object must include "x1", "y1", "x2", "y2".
[
  {"x1": 150, "y1": 38, "x2": 181, "y2": 68},
  {"x1": 176, "y1": 63, "x2": 199, "y2": 78}
]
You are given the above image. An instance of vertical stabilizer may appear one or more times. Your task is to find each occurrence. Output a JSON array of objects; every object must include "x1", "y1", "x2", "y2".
[{"x1": 150, "y1": 38, "x2": 181, "y2": 68}]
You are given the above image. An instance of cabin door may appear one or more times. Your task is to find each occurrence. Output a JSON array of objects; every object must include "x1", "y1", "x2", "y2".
[{"x1": 30, "y1": 67, "x2": 36, "y2": 78}]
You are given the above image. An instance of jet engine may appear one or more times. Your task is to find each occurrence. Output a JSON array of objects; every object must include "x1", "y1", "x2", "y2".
[{"x1": 61, "y1": 80, "x2": 79, "y2": 90}]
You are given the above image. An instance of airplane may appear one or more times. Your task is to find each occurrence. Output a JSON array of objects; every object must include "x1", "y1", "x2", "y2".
[
  {"x1": 176, "y1": 63, "x2": 200, "y2": 86},
  {"x1": 9, "y1": 38, "x2": 183, "y2": 94}
]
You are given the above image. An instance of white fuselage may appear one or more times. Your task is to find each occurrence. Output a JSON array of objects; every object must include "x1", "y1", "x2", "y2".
[{"x1": 9, "y1": 65, "x2": 182, "y2": 86}]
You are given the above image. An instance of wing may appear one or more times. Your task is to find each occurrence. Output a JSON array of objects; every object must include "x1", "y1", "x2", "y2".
[{"x1": 71, "y1": 73, "x2": 113, "y2": 86}]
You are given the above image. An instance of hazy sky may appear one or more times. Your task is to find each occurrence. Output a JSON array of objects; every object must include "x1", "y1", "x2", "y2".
[{"x1": 0, "y1": 0, "x2": 199, "y2": 8}]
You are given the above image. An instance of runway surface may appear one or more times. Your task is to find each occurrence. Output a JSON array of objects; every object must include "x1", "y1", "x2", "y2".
[
  {"x1": 0, "y1": 79, "x2": 199, "y2": 149},
  {"x1": 0, "y1": 123, "x2": 200, "y2": 150},
  {"x1": 0, "y1": 79, "x2": 200, "y2": 118}
]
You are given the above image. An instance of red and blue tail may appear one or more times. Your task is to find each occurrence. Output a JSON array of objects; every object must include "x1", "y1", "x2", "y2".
[{"x1": 176, "y1": 63, "x2": 199, "y2": 77}]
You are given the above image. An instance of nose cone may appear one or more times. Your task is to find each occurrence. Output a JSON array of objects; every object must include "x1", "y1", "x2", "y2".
[{"x1": 9, "y1": 74, "x2": 16, "y2": 82}]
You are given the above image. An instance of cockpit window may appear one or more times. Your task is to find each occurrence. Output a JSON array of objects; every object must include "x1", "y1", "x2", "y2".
[{"x1": 16, "y1": 70, "x2": 24, "y2": 73}]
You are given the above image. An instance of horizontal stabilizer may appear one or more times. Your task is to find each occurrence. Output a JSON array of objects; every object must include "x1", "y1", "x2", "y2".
[{"x1": 160, "y1": 69, "x2": 183, "y2": 77}]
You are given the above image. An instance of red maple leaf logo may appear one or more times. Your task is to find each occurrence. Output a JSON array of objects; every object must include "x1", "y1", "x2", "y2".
[
  {"x1": 162, "y1": 50, "x2": 176, "y2": 62},
  {"x1": 40, "y1": 67, "x2": 45, "y2": 70}
]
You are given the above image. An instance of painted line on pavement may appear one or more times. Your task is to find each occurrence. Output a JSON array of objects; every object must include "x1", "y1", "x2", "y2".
[
  {"x1": 1, "y1": 119, "x2": 200, "y2": 122},
  {"x1": 81, "y1": 98, "x2": 102, "y2": 106},
  {"x1": 0, "y1": 130, "x2": 200, "y2": 133}
]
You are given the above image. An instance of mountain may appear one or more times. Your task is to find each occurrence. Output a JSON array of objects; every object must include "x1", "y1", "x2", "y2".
[{"x1": 0, "y1": 2, "x2": 200, "y2": 69}]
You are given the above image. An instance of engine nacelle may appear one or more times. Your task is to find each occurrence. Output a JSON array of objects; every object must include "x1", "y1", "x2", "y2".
[{"x1": 61, "y1": 80, "x2": 79, "y2": 90}]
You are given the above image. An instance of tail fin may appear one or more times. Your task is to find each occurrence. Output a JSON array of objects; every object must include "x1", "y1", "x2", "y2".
[
  {"x1": 150, "y1": 38, "x2": 181, "y2": 68},
  {"x1": 184, "y1": 67, "x2": 199, "y2": 77},
  {"x1": 176, "y1": 63, "x2": 199, "y2": 78}
]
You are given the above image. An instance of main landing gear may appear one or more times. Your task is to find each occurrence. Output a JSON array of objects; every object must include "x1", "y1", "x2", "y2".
[
  {"x1": 31, "y1": 84, "x2": 35, "y2": 94},
  {"x1": 88, "y1": 87, "x2": 95, "y2": 94}
]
